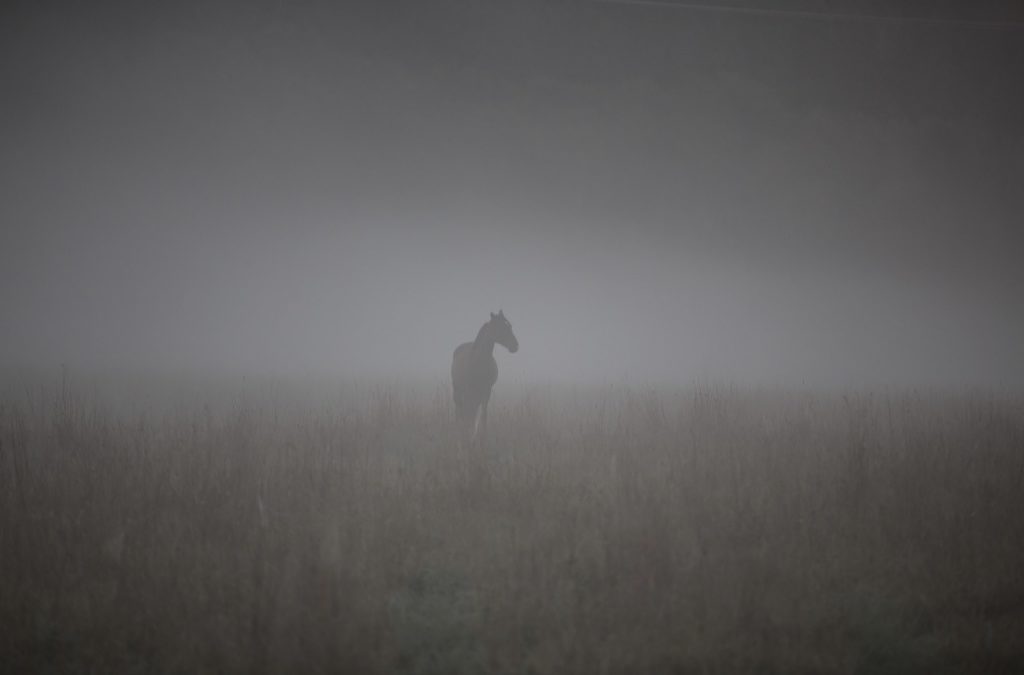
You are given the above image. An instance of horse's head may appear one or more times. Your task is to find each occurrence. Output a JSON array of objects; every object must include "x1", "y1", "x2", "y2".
[{"x1": 490, "y1": 310, "x2": 518, "y2": 354}]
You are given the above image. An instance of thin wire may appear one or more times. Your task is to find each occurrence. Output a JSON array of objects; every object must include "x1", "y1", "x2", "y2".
[{"x1": 587, "y1": 0, "x2": 1024, "y2": 30}]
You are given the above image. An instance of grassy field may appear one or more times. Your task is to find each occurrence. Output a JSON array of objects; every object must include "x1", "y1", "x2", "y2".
[{"x1": 1, "y1": 374, "x2": 1023, "y2": 673}]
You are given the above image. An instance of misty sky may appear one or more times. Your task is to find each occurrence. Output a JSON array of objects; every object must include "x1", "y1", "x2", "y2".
[{"x1": 3, "y1": 0, "x2": 1023, "y2": 387}]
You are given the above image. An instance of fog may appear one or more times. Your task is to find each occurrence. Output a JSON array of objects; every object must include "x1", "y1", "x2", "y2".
[{"x1": 3, "y1": 0, "x2": 1023, "y2": 388}]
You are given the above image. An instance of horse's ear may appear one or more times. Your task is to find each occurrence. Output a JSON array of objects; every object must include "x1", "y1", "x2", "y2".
[
  {"x1": 490, "y1": 312, "x2": 496, "y2": 320},
  {"x1": 498, "y1": 309, "x2": 504, "y2": 317}
]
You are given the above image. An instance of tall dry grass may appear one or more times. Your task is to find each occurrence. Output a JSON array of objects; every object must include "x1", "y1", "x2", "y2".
[{"x1": 1, "y1": 375, "x2": 1023, "y2": 673}]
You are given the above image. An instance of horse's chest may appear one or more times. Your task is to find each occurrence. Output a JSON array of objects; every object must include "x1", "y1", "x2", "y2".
[{"x1": 468, "y1": 358, "x2": 498, "y2": 390}]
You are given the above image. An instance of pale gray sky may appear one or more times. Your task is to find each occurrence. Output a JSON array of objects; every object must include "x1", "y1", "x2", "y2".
[{"x1": 3, "y1": 0, "x2": 1023, "y2": 387}]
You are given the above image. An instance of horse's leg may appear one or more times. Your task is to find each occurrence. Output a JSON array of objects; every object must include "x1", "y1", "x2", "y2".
[
  {"x1": 462, "y1": 406, "x2": 475, "y2": 445},
  {"x1": 478, "y1": 390, "x2": 491, "y2": 443},
  {"x1": 454, "y1": 387, "x2": 474, "y2": 448},
  {"x1": 471, "y1": 402, "x2": 480, "y2": 443}
]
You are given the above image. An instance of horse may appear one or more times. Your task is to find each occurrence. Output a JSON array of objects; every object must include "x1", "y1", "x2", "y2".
[{"x1": 451, "y1": 310, "x2": 519, "y2": 443}]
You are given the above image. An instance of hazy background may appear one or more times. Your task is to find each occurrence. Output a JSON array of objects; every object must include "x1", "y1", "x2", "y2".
[{"x1": 3, "y1": 0, "x2": 1023, "y2": 388}]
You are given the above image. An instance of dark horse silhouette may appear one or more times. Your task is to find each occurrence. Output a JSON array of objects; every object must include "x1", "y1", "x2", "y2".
[{"x1": 451, "y1": 310, "x2": 518, "y2": 442}]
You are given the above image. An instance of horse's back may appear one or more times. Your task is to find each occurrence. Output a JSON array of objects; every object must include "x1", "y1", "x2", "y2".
[{"x1": 451, "y1": 342, "x2": 473, "y2": 380}]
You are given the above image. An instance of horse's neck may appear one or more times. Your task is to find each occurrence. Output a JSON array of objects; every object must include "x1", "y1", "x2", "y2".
[{"x1": 472, "y1": 324, "x2": 495, "y2": 358}]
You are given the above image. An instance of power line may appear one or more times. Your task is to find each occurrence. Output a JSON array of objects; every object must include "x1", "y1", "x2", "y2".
[{"x1": 588, "y1": 0, "x2": 1024, "y2": 30}]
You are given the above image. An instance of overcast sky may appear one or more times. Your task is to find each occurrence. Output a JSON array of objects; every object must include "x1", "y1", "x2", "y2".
[{"x1": 2, "y1": 0, "x2": 1023, "y2": 387}]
